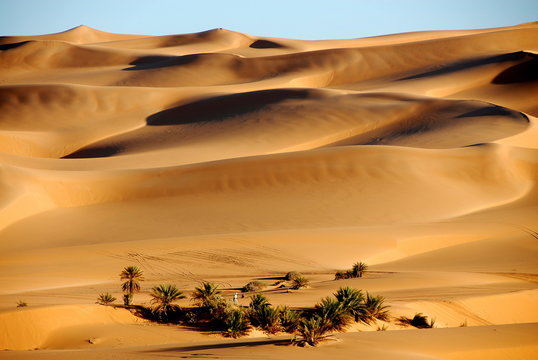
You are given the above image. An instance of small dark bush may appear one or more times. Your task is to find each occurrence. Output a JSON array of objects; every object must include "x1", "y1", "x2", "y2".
[
  {"x1": 397, "y1": 313, "x2": 435, "y2": 329},
  {"x1": 315, "y1": 297, "x2": 352, "y2": 332},
  {"x1": 290, "y1": 275, "x2": 309, "y2": 290},
  {"x1": 292, "y1": 315, "x2": 331, "y2": 347},
  {"x1": 96, "y1": 293, "x2": 116, "y2": 305},
  {"x1": 241, "y1": 280, "x2": 267, "y2": 293},
  {"x1": 222, "y1": 309, "x2": 251, "y2": 338},
  {"x1": 253, "y1": 305, "x2": 282, "y2": 335},
  {"x1": 334, "y1": 261, "x2": 368, "y2": 280},
  {"x1": 285, "y1": 271, "x2": 302, "y2": 281},
  {"x1": 279, "y1": 306, "x2": 301, "y2": 333}
]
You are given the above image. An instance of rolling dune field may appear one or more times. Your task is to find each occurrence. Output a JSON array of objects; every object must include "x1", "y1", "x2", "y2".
[{"x1": 0, "y1": 23, "x2": 537, "y2": 359}]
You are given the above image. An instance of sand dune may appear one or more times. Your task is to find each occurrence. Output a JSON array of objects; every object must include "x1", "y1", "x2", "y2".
[{"x1": 0, "y1": 23, "x2": 537, "y2": 359}]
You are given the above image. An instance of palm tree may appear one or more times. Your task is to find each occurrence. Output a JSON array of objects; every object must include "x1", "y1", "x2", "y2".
[
  {"x1": 150, "y1": 284, "x2": 186, "y2": 321},
  {"x1": 120, "y1": 266, "x2": 144, "y2": 305},
  {"x1": 192, "y1": 281, "x2": 222, "y2": 308},
  {"x1": 351, "y1": 262, "x2": 368, "y2": 278},
  {"x1": 315, "y1": 296, "x2": 352, "y2": 332},
  {"x1": 362, "y1": 293, "x2": 390, "y2": 323},
  {"x1": 334, "y1": 287, "x2": 365, "y2": 322}
]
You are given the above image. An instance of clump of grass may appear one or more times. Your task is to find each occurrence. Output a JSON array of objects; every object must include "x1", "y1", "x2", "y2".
[
  {"x1": 241, "y1": 280, "x2": 267, "y2": 293},
  {"x1": 397, "y1": 313, "x2": 435, "y2": 329},
  {"x1": 376, "y1": 324, "x2": 388, "y2": 331},
  {"x1": 16, "y1": 300, "x2": 28, "y2": 308},
  {"x1": 96, "y1": 293, "x2": 116, "y2": 305},
  {"x1": 334, "y1": 261, "x2": 368, "y2": 280}
]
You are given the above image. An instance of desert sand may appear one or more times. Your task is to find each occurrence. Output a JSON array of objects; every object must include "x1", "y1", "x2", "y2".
[{"x1": 0, "y1": 22, "x2": 537, "y2": 359}]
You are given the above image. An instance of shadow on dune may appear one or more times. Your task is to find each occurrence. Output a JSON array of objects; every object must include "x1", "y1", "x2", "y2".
[
  {"x1": 249, "y1": 39, "x2": 284, "y2": 49},
  {"x1": 124, "y1": 54, "x2": 201, "y2": 71},
  {"x1": 492, "y1": 54, "x2": 538, "y2": 84},
  {"x1": 62, "y1": 145, "x2": 122, "y2": 159},
  {"x1": 399, "y1": 51, "x2": 533, "y2": 81},
  {"x1": 145, "y1": 338, "x2": 290, "y2": 355},
  {"x1": 0, "y1": 40, "x2": 30, "y2": 50},
  {"x1": 146, "y1": 88, "x2": 313, "y2": 126},
  {"x1": 456, "y1": 104, "x2": 529, "y2": 120}
]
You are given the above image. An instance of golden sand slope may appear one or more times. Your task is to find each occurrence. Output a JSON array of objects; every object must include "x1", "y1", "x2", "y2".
[{"x1": 0, "y1": 24, "x2": 537, "y2": 358}]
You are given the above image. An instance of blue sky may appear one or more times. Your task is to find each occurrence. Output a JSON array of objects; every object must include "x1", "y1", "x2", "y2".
[{"x1": 1, "y1": 0, "x2": 536, "y2": 40}]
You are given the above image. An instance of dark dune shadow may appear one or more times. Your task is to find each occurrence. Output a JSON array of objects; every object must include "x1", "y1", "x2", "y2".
[
  {"x1": 62, "y1": 145, "x2": 122, "y2": 159},
  {"x1": 250, "y1": 39, "x2": 284, "y2": 49},
  {"x1": 254, "y1": 276, "x2": 286, "y2": 280},
  {"x1": 0, "y1": 40, "x2": 30, "y2": 50},
  {"x1": 124, "y1": 54, "x2": 200, "y2": 71},
  {"x1": 492, "y1": 55, "x2": 538, "y2": 84},
  {"x1": 146, "y1": 88, "x2": 312, "y2": 126},
  {"x1": 456, "y1": 104, "x2": 529, "y2": 121},
  {"x1": 399, "y1": 51, "x2": 530, "y2": 81}
]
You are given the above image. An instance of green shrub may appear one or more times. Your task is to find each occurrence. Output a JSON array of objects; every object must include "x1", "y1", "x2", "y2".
[
  {"x1": 183, "y1": 311, "x2": 198, "y2": 325},
  {"x1": 290, "y1": 275, "x2": 309, "y2": 290},
  {"x1": 249, "y1": 294, "x2": 270, "y2": 309},
  {"x1": 334, "y1": 261, "x2": 368, "y2": 280},
  {"x1": 96, "y1": 293, "x2": 116, "y2": 305},
  {"x1": 293, "y1": 315, "x2": 331, "y2": 347},
  {"x1": 334, "y1": 271, "x2": 347, "y2": 280},
  {"x1": 352, "y1": 262, "x2": 368, "y2": 278},
  {"x1": 334, "y1": 286, "x2": 365, "y2": 323},
  {"x1": 361, "y1": 293, "x2": 390, "y2": 324},
  {"x1": 315, "y1": 297, "x2": 352, "y2": 332},
  {"x1": 285, "y1": 271, "x2": 302, "y2": 281},
  {"x1": 241, "y1": 280, "x2": 267, "y2": 293},
  {"x1": 253, "y1": 305, "x2": 282, "y2": 335},
  {"x1": 222, "y1": 309, "x2": 251, "y2": 338},
  {"x1": 279, "y1": 306, "x2": 301, "y2": 333}
]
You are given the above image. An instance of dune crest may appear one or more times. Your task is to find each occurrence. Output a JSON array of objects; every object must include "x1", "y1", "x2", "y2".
[{"x1": 0, "y1": 23, "x2": 537, "y2": 358}]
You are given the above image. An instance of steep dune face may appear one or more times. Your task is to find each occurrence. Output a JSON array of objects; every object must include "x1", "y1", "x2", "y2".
[{"x1": 0, "y1": 24, "x2": 537, "y2": 354}]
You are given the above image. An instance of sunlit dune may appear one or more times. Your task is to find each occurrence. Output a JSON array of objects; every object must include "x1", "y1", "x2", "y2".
[{"x1": 0, "y1": 23, "x2": 537, "y2": 359}]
